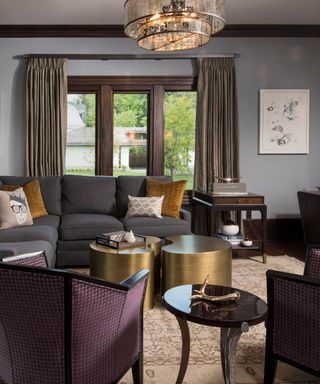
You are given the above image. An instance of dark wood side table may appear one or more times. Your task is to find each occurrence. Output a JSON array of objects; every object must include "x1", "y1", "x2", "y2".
[
  {"x1": 162, "y1": 284, "x2": 268, "y2": 384},
  {"x1": 192, "y1": 191, "x2": 267, "y2": 263}
]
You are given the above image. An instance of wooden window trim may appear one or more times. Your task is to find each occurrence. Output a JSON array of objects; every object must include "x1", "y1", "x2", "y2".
[{"x1": 68, "y1": 76, "x2": 196, "y2": 177}]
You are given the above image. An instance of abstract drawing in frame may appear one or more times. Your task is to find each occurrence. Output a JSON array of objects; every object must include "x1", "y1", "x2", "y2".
[{"x1": 259, "y1": 89, "x2": 310, "y2": 154}]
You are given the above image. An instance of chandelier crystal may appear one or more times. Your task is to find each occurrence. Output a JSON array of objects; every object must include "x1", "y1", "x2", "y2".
[{"x1": 124, "y1": 0, "x2": 225, "y2": 52}]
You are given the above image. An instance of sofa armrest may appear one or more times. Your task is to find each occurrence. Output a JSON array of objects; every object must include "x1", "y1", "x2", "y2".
[
  {"x1": 180, "y1": 208, "x2": 191, "y2": 223},
  {"x1": 0, "y1": 249, "x2": 14, "y2": 258}
]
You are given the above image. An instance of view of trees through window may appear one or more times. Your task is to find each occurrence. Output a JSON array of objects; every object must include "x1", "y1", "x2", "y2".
[
  {"x1": 164, "y1": 91, "x2": 196, "y2": 189},
  {"x1": 66, "y1": 93, "x2": 96, "y2": 175},
  {"x1": 113, "y1": 93, "x2": 148, "y2": 176},
  {"x1": 66, "y1": 87, "x2": 196, "y2": 189}
]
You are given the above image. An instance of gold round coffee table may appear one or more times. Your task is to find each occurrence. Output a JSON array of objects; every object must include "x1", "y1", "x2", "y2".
[
  {"x1": 89, "y1": 236, "x2": 161, "y2": 311},
  {"x1": 162, "y1": 235, "x2": 232, "y2": 294}
]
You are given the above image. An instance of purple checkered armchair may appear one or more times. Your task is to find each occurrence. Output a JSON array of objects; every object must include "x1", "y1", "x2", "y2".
[
  {"x1": 264, "y1": 247, "x2": 320, "y2": 383},
  {"x1": 0, "y1": 252, "x2": 149, "y2": 384}
]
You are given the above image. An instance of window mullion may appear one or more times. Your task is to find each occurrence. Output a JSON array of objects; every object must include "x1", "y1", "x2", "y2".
[{"x1": 148, "y1": 85, "x2": 164, "y2": 176}]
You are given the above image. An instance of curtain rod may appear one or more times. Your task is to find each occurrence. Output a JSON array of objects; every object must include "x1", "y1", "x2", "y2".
[{"x1": 16, "y1": 53, "x2": 240, "y2": 60}]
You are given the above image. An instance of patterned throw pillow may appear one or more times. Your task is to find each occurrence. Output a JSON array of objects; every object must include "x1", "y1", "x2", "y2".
[
  {"x1": 125, "y1": 195, "x2": 164, "y2": 218},
  {"x1": 0, "y1": 188, "x2": 33, "y2": 229},
  {"x1": 0, "y1": 179, "x2": 48, "y2": 219},
  {"x1": 146, "y1": 178, "x2": 187, "y2": 219}
]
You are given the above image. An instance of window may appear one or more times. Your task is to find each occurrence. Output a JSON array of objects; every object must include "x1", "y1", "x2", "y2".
[
  {"x1": 67, "y1": 77, "x2": 196, "y2": 188},
  {"x1": 113, "y1": 93, "x2": 148, "y2": 176},
  {"x1": 164, "y1": 91, "x2": 196, "y2": 189},
  {"x1": 66, "y1": 94, "x2": 96, "y2": 175}
]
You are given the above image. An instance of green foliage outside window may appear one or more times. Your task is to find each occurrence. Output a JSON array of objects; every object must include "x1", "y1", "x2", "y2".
[
  {"x1": 114, "y1": 94, "x2": 147, "y2": 127},
  {"x1": 164, "y1": 92, "x2": 196, "y2": 177}
]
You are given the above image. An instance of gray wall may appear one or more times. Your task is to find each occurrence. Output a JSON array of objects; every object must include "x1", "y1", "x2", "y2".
[{"x1": 0, "y1": 37, "x2": 319, "y2": 217}]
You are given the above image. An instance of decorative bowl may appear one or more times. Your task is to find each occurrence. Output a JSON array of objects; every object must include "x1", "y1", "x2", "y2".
[
  {"x1": 221, "y1": 220, "x2": 239, "y2": 236},
  {"x1": 241, "y1": 239, "x2": 253, "y2": 247}
]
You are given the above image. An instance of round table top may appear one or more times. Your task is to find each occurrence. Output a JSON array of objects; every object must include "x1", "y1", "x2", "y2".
[
  {"x1": 162, "y1": 284, "x2": 268, "y2": 328},
  {"x1": 163, "y1": 235, "x2": 231, "y2": 255},
  {"x1": 90, "y1": 235, "x2": 161, "y2": 255}
]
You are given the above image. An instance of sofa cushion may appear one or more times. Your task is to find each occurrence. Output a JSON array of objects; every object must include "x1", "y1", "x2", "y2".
[
  {"x1": 0, "y1": 176, "x2": 61, "y2": 215},
  {"x1": 121, "y1": 216, "x2": 191, "y2": 237},
  {"x1": 62, "y1": 175, "x2": 117, "y2": 215},
  {"x1": 60, "y1": 214, "x2": 124, "y2": 241},
  {"x1": 117, "y1": 176, "x2": 171, "y2": 217},
  {"x1": 0, "y1": 188, "x2": 33, "y2": 229},
  {"x1": 0, "y1": 224, "x2": 58, "y2": 246},
  {"x1": 33, "y1": 215, "x2": 60, "y2": 230}
]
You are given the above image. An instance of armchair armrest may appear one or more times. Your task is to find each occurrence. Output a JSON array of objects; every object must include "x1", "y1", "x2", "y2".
[
  {"x1": 180, "y1": 208, "x2": 191, "y2": 223},
  {"x1": 1, "y1": 250, "x2": 48, "y2": 267},
  {"x1": 120, "y1": 268, "x2": 149, "y2": 289}
]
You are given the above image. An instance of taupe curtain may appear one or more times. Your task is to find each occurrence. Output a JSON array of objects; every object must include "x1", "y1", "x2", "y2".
[
  {"x1": 26, "y1": 58, "x2": 67, "y2": 176},
  {"x1": 194, "y1": 57, "x2": 239, "y2": 234}
]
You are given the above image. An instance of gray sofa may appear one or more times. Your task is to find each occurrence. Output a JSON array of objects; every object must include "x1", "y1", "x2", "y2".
[{"x1": 0, "y1": 175, "x2": 191, "y2": 267}]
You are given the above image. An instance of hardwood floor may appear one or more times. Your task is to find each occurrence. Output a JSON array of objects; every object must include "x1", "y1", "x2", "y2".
[
  {"x1": 232, "y1": 239, "x2": 306, "y2": 263},
  {"x1": 265, "y1": 239, "x2": 306, "y2": 262}
]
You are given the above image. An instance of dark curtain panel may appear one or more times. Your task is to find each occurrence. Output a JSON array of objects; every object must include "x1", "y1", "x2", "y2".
[
  {"x1": 194, "y1": 58, "x2": 239, "y2": 234},
  {"x1": 26, "y1": 58, "x2": 67, "y2": 176}
]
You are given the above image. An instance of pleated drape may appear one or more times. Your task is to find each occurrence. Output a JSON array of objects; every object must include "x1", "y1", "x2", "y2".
[
  {"x1": 26, "y1": 58, "x2": 67, "y2": 176},
  {"x1": 194, "y1": 58, "x2": 239, "y2": 234}
]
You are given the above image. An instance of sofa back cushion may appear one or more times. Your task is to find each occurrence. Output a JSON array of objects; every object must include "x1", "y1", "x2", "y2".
[
  {"x1": 0, "y1": 176, "x2": 61, "y2": 215},
  {"x1": 117, "y1": 176, "x2": 171, "y2": 217},
  {"x1": 62, "y1": 175, "x2": 117, "y2": 215}
]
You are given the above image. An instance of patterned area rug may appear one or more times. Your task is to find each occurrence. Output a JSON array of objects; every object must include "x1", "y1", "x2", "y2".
[{"x1": 120, "y1": 255, "x2": 320, "y2": 384}]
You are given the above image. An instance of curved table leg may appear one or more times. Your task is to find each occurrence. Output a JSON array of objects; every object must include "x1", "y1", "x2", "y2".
[
  {"x1": 175, "y1": 317, "x2": 190, "y2": 384},
  {"x1": 220, "y1": 323, "x2": 249, "y2": 384}
]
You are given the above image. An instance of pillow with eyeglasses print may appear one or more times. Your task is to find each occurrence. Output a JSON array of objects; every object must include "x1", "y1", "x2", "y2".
[{"x1": 0, "y1": 188, "x2": 33, "y2": 229}]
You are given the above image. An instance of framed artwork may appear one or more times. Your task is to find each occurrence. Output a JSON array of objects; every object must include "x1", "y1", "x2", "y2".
[{"x1": 259, "y1": 89, "x2": 310, "y2": 154}]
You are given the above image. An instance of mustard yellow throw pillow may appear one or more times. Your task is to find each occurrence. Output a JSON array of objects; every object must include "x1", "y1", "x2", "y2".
[
  {"x1": 0, "y1": 179, "x2": 48, "y2": 219},
  {"x1": 146, "y1": 178, "x2": 187, "y2": 219}
]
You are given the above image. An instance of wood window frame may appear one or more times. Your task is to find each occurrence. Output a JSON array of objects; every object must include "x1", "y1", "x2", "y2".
[{"x1": 68, "y1": 76, "x2": 196, "y2": 176}]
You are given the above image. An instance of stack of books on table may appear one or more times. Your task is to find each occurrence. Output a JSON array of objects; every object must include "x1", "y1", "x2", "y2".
[{"x1": 213, "y1": 233, "x2": 244, "y2": 246}]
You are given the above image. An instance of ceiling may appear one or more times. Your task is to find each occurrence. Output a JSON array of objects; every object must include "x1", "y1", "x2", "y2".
[{"x1": 0, "y1": 0, "x2": 319, "y2": 26}]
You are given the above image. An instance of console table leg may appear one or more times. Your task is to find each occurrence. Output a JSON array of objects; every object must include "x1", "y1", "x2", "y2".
[
  {"x1": 175, "y1": 317, "x2": 190, "y2": 384},
  {"x1": 262, "y1": 253, "x2": 267, "y2": 264},
  {"x1": 220, "y1": 323, "x2": 249, "y2": 384}
]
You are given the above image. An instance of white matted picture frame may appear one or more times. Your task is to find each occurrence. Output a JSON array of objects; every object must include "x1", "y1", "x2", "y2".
[{"x1": 259, "y1": 89, "x2": 310, "y2": 154}]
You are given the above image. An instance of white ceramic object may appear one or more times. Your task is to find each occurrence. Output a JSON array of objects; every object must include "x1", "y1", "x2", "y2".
[
  {"x1": 241, "y1": 239, "x2": 253, "y2": 247},
  {"x1": 125, "y1": 230, "x2": 136, "y2": 243},
  {"x1": 221, "y1": 223, "x2": 239, "y2": 236}
]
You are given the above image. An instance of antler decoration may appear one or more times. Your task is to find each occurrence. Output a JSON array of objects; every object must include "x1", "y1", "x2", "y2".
[{"x1": 190, "y1": 275, "x2": 241, "y2": 303}]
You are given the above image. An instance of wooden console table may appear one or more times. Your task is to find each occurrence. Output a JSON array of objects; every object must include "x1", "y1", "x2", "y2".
[{"x1": 192, "y1": 191, "x2": 267, "y2": 263}]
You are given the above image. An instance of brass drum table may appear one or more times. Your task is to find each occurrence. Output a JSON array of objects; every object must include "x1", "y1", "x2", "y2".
[
  {"x1": 89, "y1": 236, "x2": 161, "y2": 311},
  {"x1": 162, "y1": 235, "x2": 232, "y2": 294},
  {"x1": 162, "y1": 284, "x2": 268, "y2": 384}
]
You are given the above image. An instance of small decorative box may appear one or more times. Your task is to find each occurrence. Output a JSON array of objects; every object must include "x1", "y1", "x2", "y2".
[{"x1": 96, "y1": 231, "x2": 146, "y2": 249}]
